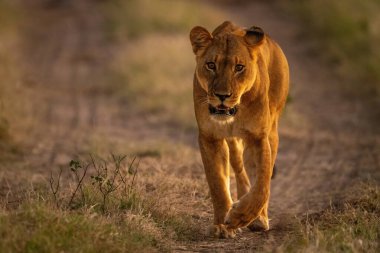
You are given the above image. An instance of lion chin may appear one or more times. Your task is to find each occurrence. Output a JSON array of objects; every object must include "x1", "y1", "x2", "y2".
[{"x1": 210, "y1": 115, "x2": 235, "y2": 125}]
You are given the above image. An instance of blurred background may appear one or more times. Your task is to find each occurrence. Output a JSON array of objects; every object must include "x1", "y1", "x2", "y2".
[
  {"x1": 0, "y1": 0, "x2": 379, "y2": 251},
  {"x1": 1, "y1": 0, "x2": 379, "y2": 166}
]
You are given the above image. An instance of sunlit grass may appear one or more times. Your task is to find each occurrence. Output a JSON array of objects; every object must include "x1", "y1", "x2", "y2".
[{"x1": 0, "y1": 202, "x2": 160, "y2": 253}]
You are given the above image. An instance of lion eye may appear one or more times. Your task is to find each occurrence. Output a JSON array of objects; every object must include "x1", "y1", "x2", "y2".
[
  {"x1": 206, "y1": 62, "x2": 216, "y2": 70},
  {"x1": 235, "y1": 64, "x2": 244, "y2": 72}
]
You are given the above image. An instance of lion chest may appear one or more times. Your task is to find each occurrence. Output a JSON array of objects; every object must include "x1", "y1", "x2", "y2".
[{"x1": 199, "y1": 118, "x2": 253, "y2": 140}]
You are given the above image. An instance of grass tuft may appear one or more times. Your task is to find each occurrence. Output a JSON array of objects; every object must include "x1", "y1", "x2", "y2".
[
  {"x1": 0, "y1": 202, "x2": 159, "y2": 253},
  {"x1": 278, "y1": 183, "x2": 380, "y2": 253}
]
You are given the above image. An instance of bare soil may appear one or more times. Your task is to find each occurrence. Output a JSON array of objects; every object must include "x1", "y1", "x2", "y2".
[{"x1": 2, "y1": 0, "x2": 379, "y2": 252}]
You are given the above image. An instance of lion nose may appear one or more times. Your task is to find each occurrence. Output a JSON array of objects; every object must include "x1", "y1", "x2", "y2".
[{"x1": 215, "y1": 93, "x2": 231, "y2": 102}]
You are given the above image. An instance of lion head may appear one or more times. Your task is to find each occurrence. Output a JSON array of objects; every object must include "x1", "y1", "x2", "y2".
[{"x1": 190, "y1": 21, "x2": 265, "y2": 122}]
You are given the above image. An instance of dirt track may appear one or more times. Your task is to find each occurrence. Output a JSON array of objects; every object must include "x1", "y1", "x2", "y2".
[{"x1": 4, "y1": 0, "x2": 380, "y2": 252}]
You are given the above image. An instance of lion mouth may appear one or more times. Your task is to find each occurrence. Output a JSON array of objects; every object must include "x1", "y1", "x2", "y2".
[{"x1": 209, "y1": 104, "x2": 237, "y2": 116}]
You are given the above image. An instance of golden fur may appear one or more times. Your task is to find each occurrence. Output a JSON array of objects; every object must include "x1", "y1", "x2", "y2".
[{"x1": 190, "y1": 21, "x2": 289, "y2": 238}]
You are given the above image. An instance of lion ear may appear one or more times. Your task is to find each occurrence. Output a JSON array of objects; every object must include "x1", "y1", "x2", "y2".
[
  {"x1": 244, "y1": 26, "x2": 265, "y2": 46},
  {"x1": 190, "y1": 26, "x2": 212, "y2": 55}
]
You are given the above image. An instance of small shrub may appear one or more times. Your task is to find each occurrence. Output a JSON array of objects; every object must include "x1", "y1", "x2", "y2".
[{"x1": 49, "y1": 154, "x2": 140, "y2": 214}]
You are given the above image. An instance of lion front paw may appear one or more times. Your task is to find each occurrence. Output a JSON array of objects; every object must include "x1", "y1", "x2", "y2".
[
  {"x1": 247, "y1": 215, "x2": 270, "y2": 232},
  {"x1": 209, "y1": 224, "x2": 240, "y2": 239},
  {"x1": 224, "y1": 201, "x2": 257, "y2": 229}
]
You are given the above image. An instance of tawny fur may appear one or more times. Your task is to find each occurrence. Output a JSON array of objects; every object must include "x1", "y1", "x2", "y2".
[{"x1": 190, "y1": 21, "x2": 289, "y2": 238}]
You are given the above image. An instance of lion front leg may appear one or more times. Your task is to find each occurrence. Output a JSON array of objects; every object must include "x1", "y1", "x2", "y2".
[
  {"x1": 249, "y1": 120, "x2": 279, "y2": 231},
  {"x1": 225, "y1": 136, "x2": 272, "y2": 230},
  {"x1": 199, "y1": 134, "x2": 237, "y2": 238}
]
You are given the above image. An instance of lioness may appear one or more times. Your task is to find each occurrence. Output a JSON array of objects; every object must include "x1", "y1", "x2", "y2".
[{"x1": 190, "y1": 21, "x2": 289, "y2": 238}]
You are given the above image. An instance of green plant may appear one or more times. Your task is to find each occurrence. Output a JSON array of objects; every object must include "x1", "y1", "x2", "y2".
[
  {"x1": 49, "y1": 154, "x2": 140, "y2": 214},
  {"x1": 48, "y1": 167, "x2": 62, "y2": 208},
  {"x1": 90, "y1": 155, "x2": 138, "y2": 213},
  {"x1": 68, "y1": 160, "x2": 89, "y2": 208}
]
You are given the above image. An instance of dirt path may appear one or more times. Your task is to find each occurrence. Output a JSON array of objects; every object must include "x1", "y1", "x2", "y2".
[{"x1": 4, "y1": 0, "x2": 379, "y2": 252}]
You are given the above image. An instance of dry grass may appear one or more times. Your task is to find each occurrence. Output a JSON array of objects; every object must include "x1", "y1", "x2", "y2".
[
  {"x1": 0, "y1": 201, "x2": 161, "y2": 253},
  {"x1": 0, "y1": 154, "x2": 208, "y2": 252},
  {"x1": 278, "y1": 183, "x2": 380, "y2": 253}
]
